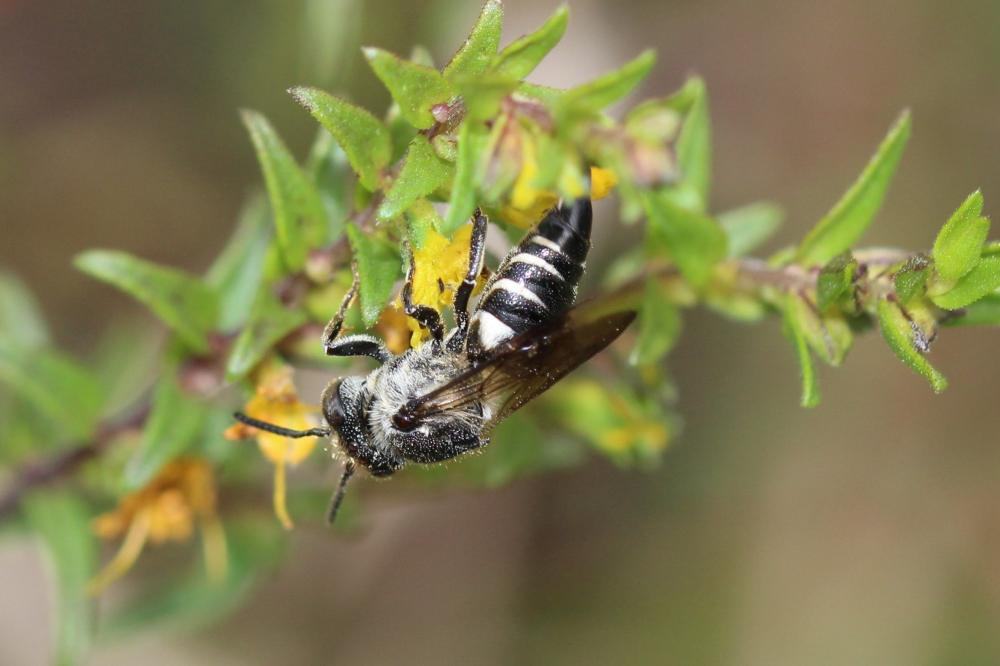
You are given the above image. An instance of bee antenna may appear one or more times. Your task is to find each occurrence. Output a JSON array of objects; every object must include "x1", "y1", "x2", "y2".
[
  {"x1": 327, "y1": 459, "x2": 356, "y2": 525},
  {"x1": 233, "y1": 412, "x2": 331, "y2": 439}
]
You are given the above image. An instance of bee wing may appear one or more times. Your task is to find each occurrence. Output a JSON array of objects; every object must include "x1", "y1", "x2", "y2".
[{"x1": 399, "y1": 306, "x2": 636, "y2": 430}]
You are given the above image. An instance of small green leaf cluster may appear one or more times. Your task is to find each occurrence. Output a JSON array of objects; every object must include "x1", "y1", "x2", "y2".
[{"x1": 1, "y1": 2, "x2": 999, "y2": 662}]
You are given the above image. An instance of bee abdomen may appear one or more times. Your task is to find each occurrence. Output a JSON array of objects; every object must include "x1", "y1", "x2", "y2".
[{"x1": 468, "y1": 198, "x2": 592, "y2": 356}]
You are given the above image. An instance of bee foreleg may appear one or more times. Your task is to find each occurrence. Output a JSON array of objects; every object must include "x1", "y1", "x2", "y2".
[
  {"x1": 321, "y1": 261, "x2": 360, "y2": 349},
  {"x1": 402, "y1": 243, "x2": 445, "y2": 342},
  {"x1": 449, "y1": 208, "x2": 488, "y2": 351},
  {"x1": 325, "y1": 334, "x2": 392, "y2": 363}
]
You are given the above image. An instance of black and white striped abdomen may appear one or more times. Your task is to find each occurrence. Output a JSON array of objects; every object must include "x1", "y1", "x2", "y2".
[{"x1": 467, "y1": 198, "x2": 592, "y2": 358}]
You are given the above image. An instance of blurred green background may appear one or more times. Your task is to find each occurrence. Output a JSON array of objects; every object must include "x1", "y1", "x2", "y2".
[{"x1": 2, "y1": 0, "x2": 1000, "y2": 663}]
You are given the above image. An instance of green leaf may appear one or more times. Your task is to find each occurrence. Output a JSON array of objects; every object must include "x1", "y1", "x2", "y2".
[
  {"x1": 363, "y1": 47, "x2": 455, "y2": 130},
  {"x1": 491, "y1": 5, "x2": 568, "y2": 80},
  {"x1": 877, "y1": 298, "x2": 948, "y2": 393},
  {"x1": 672, "y1": 77, "x2": 711, "y2": 210},
  {"x1": 643, "y1": 190, "x2": 728, "y2": 288},
  {"x1": 225, "y1": 293, "x2": 309, "y2": 381},
  {"x1": 560, "y1": 50, "x2": 656, "y2": 115},
  {"x1": 932, "y1": 190, "x2": 988, "y2": 283},
  {"x1": 23, "y1": 491, "x2": 96, "y2": 666},
  {"x1": 0, "y1": 270, "x2": 49, "y2": 349},
  {"x1": 442, "y1": 121, "x2": 489, "y2": 236},
  {"x1": 345, "y1": 226, "x2": 403, "y2": 328},
  {"x1": 0, "y1": 341, "x2": 103, "y2": 441},
  {"x1": 290, "y1": 87, "x2": 392, "y2": 190},
  {"x1": 930, "y1": 255, "x2": 1000, "y2": 310},
  {"x1": 377, "y1": 135, "x2": 453, "y2": 222},
  {"x1": 629, "y1": 279, "x2": 681, "y2": 366},
  {"x1": 782, "y1": 299, "x2": 820, "y2": 408},
  {"x1": 517, "y1": 81, "x2": 564, "y2": 105},
  {"x1": 796, "y1": 111, "x2": 911, "y2": 265},
  {"x1": 943, "y1": 293, "x2": 1000, "y2": 327},
  {"x1": 241, "y1": 110, "x2": 326, "y2": 271},
  {"x1": 406, "y1": 199, "x2": 444, "y2": 251},
  {"x1": 75, "y1": 250, "x2": 218, "y2": 353},
  {"x1": 893, "y1": 255, "x2": 931, "y2": 305},
  {"x1": 788, "y1": 293, "x2": 852, "y2": 366},
  {"x1": 123, "y1": 373, "x2": 208, "y2": 490},
  {"x1": 444, "y1": 0, "x2": 503, "y2": 79},
  {"x1": 305, "y1": 129, "x2": 353, "y2": 240},
  {"x1": 718, "y1": 202, "x2": 783, "y2": 257},
  {"x1": 205, "y1": 195, "x2": 271, "y2": 332},
  {"x1": 816, "y1": 251, "x2": 857, "y2": 311},
  {"x1": 101, "y1": 516, "x2": 286, "y2": 638},
  {"x1": 453, "y1": 74, "x2": 519, "y2": 123}
]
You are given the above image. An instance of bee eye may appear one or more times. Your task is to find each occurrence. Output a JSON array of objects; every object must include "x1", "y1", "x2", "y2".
[{"x1": 322, "y1": 380, "x2": 346, "y2": 428}]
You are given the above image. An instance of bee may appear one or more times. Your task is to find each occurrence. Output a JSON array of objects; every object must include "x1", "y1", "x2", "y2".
[{"x1": 235, "y1": 197, "x2": 635, "y2": 522}]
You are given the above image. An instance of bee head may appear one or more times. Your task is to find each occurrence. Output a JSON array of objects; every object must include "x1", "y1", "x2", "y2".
[{"x1": 320, "y1": 376, "x2": 398, "y2": 476}]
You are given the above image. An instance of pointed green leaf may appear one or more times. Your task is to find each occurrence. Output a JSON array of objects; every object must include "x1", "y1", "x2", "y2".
[
  {"x1": 561, "y1": 50, "x2": 656, "y2": 115},
  {"x1": 225, "y1": 294, "x2": 309, "y2": 381},
  {"x1": 643, "y1": 190, "x2": 727, "y2": 288},
  {"x1": 943, "y1": 293, "x2": 1000, "y2": 327},
  {"x1": 377, "y1": 135, "x2": 454, "y2": 222},
  {"x1": 442, "y1": 121, "x2": 489, "y2": 236},
  {"x1": 290, "y1": 87, "x2": 392, "y2": 190},
  {"x1": 205, "y1": 195, "x2": 271, "y2": 332},
  {"x1": 363, "y1": 47, "x2": 455, "y2": 129},
  {"x1": 406, "y1": 199, "x2": 444, "y2": 251},
  {"x1": 796, "y1": 111, "x2": 911, "y2": 265},
  {"x1": 816, "y1": 251, "x2": 857, "y2": 311},
  {"x1": 718, "y1": 202, "x2": 783, "y2": 257},
  {"x1": 932, "y1": 190, "x2": 988, "y2": 283},
  {"x1": 930, "y1": 255, "x2": 1000, "y2": 310},
  {"x1": 629, "y1": 279, "x2": 681, "y2": 366},
  {"x1": 517, "y1": 81, "x2": 564, "y2": 105},
  {"x1": 0, "y1": 341, "x2": 103, "y2": 441},
  {"x1": 788, "y1": 293, "x2": 852, "y2": 366},
  {"x1": 893, "y1": 254, "x2": 931, "y2": 305},
  {"x1": 491, "y1": 5, "x2": 568, "y2": 80},
  {"x1": 672, "y1": 77, "x2": 711, "y2": 209},
  {"x1": 345, "y1": 226, "x2": 403, "y2": 327},
  {"x1": 782, "y1": 299, "x2": 820, "y2": 408},
  {"x1": 0, "y1": 271, "x2": 49, "y2": 350},
  {"x1": 305, "y1": 129, "x2": 353, "y2": 240},
  {"x1": 453, "y1": 74, "x2": 519, "y2": 123},
  {"x1": 75, "y1": 250, "x2": 218, "y2": 353},
  {"x1": 877, "y1": 298, "x2": 947, "y2": 392},
  {"x1": 124, "y1": 373, "x2": 209, "y2": 489},
  {"x1": 23, "y1": 491, "x2": 96, "y2": 666},
  {"x1": 241, "y1": 110, "x2": 326, "y2": 271},
  {"x1": 444, "y1": 0, "x2": 504, "y2": 79}
]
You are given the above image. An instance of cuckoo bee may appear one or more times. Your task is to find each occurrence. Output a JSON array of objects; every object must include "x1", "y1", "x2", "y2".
[{"x1": 235, "y1": 197, "x2": 635, "y2": 522}]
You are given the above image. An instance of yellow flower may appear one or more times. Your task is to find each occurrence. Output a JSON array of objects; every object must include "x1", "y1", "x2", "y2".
[
  {"x1": 225, "y1": 361, "x2": 320, "y2": 529},
  {"x1": 502, "y1": 163, "x2": 618, "y2": 229},
  {"x1": 402, "y1": 224, "x2": 480, "y2": 347},
  {"x1": 89, "y1": 457, "x2": 226, "y2": 594},
  {"x1": 375, "y1": 304, "x2": 414, "y2": 355},
  {"x1": 590, "y1": 167, "x2": 618, "y2": 200}
]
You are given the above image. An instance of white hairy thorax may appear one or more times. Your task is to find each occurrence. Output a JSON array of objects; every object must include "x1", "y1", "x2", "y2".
[{"x1": 364, "y1": 342, "x2": 484, "y2": 451}]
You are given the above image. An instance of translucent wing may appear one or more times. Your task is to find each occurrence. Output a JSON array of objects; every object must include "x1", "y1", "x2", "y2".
[{"x1": 396, "y1": 306, "x2": 636, "y2": 431}]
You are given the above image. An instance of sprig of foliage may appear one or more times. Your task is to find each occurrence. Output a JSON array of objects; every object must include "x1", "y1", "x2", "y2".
[{"x1": 2, "y1": 3, "x2": 999, "y2": 663}]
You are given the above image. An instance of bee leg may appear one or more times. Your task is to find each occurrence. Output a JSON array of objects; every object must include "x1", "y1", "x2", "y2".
[
  {"x1": 398, "y1": 432, "x2": 485, "y2": 464},
  {"x1": 448, "y1": 208, "x2": 488, "y2": 352},
  {"x1": 402, "y1": 243, "x2": 445, "y2": 342},
  {"x1": 321, "y1": 261, "x2": 359, "y2": 349},
  {"x1": 325, "y1": 334, "x2": 392, "y2": 363}
]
